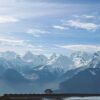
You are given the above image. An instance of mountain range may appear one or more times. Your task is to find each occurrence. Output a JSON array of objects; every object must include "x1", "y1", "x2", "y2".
[
  {"x1": 0, "y1": 50, "x2": 100, "y2": 94},
  {"x1": 58, "y1": 51, "x2": 100, "y2": 93}
]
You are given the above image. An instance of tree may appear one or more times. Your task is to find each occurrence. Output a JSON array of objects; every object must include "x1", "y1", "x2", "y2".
[{"x1": 44, "y1": 89, "x2": 53, "y2": 94}]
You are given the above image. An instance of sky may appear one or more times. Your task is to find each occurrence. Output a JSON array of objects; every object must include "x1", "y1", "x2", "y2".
[{"x1": 0, "y1": 0, "x2": 100, "y2": 55}]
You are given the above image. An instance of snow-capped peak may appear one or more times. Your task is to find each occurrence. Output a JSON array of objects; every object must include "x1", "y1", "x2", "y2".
[
  {"x1": 71, "y1": 51, "x2": 90, "y2": 68},
  {"x1": 88, "y1": 51, "x2": 100, "y2": 68},
  {"x1": 23, "y1": 51, "x2": 35, "y2": 62},
  {"x1": 49, "y1": 53, "x2": 57, "y2": 60},
  {"x1": 23, "y1": 51, "x2": 48, "y2": 66},
  {"x1": 47, "y1": 54, "x2": 73, "y2": 72},
  {"x1": 48, "y1": 53, "x2": 58, "y2": 65}
]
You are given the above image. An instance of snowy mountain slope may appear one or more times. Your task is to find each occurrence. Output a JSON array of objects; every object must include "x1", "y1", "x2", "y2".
[{"x1": 38, "y1": 54, "x2": 74, "y2": 73}]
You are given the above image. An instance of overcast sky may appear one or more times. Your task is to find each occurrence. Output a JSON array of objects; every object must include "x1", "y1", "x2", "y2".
[{"x1": 0, "y1": 0, "x2": 100, "y2": 55}]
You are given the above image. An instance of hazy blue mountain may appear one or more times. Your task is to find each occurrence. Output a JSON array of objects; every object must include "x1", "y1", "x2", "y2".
[
  {"x1": 60, "y1": 66, "x2": 86, "y2": 82},
  {"x1": 59, "y1": 68, "x2": 100, "y2": 93},
  {"x1": 2, "y1": 68, "x2": 30, "y2": 83},
  {"x1": 0, "y1": 65, "x2": 5, "y2": 76},
  {"x1": 0, "y1": 68, "x2": 38, "y2": 94},
  {"x1": 23, "y1": 65, "x2": 59, "y2": 83}
]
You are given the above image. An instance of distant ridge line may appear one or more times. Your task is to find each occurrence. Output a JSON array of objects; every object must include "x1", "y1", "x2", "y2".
[
  {"x1": 3, "y1": 93, "x2": 100, "y2": 97},
  {"x1": 0, "y1": 94, "x2": 100, "y2": 100}
]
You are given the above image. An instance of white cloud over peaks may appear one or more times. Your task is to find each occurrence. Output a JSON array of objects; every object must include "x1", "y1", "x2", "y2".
[
  {"x1": 0, "y1": 38, "x2": 24, "y2": 46},
  {"x1": 53, "y1": 25, "x2": 68, "y2": 30},
  {"x1": 82, "y1": 15, "x2": 95, "y2": 19},
  {"x1": 0, "y1": 16, "x2": 19, "y2": 23},
  {"x1": 0, "y1": 38, "x2": 45, "y2": 55},
  {"x1": 58, "y1": 45, "x2": 100, "y2": 52},
  {"x1": 65, "y1": 20, "x2": 100, "y2": 31},
  {"x1": 74, "y1": 15, "x2": 96, "y2": 19},
  {"x1": 26, "y1": 28, "x2": 49, "y2": 37}
]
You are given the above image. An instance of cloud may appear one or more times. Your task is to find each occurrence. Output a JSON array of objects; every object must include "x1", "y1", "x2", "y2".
[
  {"x1": 0, "y1": 38, "x2": 40, "y2": 50},
  {"x1": 0, "y1": 16, "x2": 19, "y2": 23},
  {"x1": 82, "y1": 15, "x2": 95, "y2": 19},
  {"x1": 0, "y1": 38, "x2": 45, "y2": 54},
  {"x1": 52, "y1": 15, "x2": 100, "y2": 32},
  {"x1": 18, "y1": 0, "x2": 100, "y2": 4},
  {"x1": 57, "y1": 44, "x2": 100, "y2": 52},
  {"x1": 65, "y1": 20, "x2": 100, "y2": 31},
  {"x1": 24, "y1": 43, "x2": 45, "y2": 52},
  {"x1": 53, "y1": 25, "x2": 68, "y2": 30},
  {"x1": 26, "y1": 28, "x2": 49, "y2": 37},
  {"x1": 0, "y1": 38, "x2": 24, "y2": 46},
  {"x1": 74, "y1": 15, "x2": 96, "y2": 19}
]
